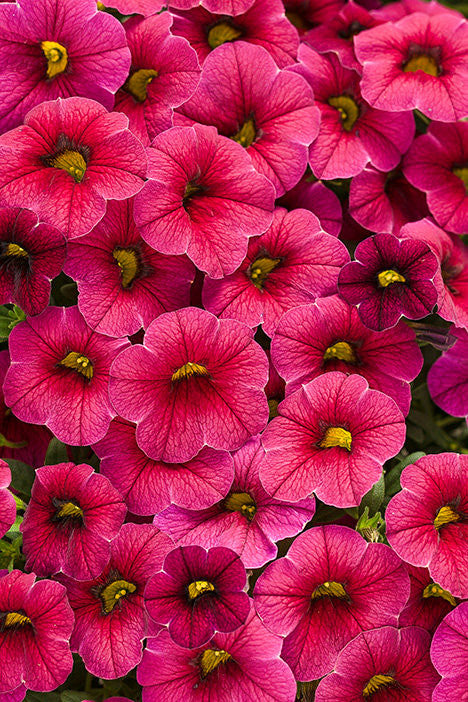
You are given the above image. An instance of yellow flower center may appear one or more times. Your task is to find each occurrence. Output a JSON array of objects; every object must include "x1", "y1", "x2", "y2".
[
  {"x1": 97, "y1": 1, "x2": 106, "y2": 8},
  {"x1": 363, "y1": 674, "x2": 395, "y2": 697},
  {"x1": 434, "y1": 505, "x2": 460, "y2": 530},
  {"x1": 5, "y1": 243, "x2": 28, "y2": 258},
  {"x1": 56, "y1": 501, "x2": 83, "y2": 520},
  {"x1": 328, "y1": 95, "x2": 360, "y2": 131},
  {"x1": 403, "y1": 54, "x2": 439, "y2": 77},
  {"x1": 41, "y1": 41, "x2": 68, "y2": 79},
  {"x1": 200, "y1": 649, "x2": 232, "y2": 677},
  {"x1": 377, "y1": 269, "x2": 406, "y2": 288},
  {"x1": 207, "y1": 21, "x2": 242, "y2": 49},
  {"x1": 323, "y1": 341, "x2": 357, "y2": 364},
  {"x1": 171, "y1": 362, "x2": 210, "y2": 384},
  {"x1": 60, "y1": 352, "x2": 94, "y2": 380},
  {"x1": 285, "y1": 10, "x2": 310, "y2": 30},
  {"x1": 100, "y1": 579, "x2": 136, "y2": 614},
  {"x1": 3, "y1": 612, "x2": 32, "y2": 628},
  {"x1": 112, "y1": 247, "x2": 140, "y2": 288},
  {"x1": 188, "y1": 580, "x2": 215, "y2": 600},
  {"x1": 248, "y1": 256, "x2": 282, "y2": 289},
  {"x1": 453, "y1": 166, "x2": 468, "y2": 193},
  {"x1": 231, "y1": 118, "x2": 257, "y2": 148},
  {"x1": 422, "y1": 582, "x2": 456, "y2": 606},
  {"x1": 311, "y1": 581, "x2": 348, "y2": 600},
  {"x1": 224, "y1": 492, "x2": 256, "y2": 521},
  {"x1": 268, "y1": 398, "x2": 280, "y2": 419},
  {"x1": 50, "y1": 150, "x2": 87, "y2": 183},
  {"x1": 124, "y1": 69, "x2": 158, "y2": 103},
  {"x1": 319, "y1": 427, "x2": 352, "y2": 451}
]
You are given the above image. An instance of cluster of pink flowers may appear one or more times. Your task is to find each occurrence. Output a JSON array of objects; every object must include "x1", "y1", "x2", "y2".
[{"x1": 0, "y1": 0, "x2": 466, "y2": 700}]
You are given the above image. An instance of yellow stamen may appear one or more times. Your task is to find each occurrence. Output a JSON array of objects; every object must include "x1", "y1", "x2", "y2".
[
  {"x1": 328, "y1": 95, "x2": 360, "y2": 131},
  {"x1": 422, "y1": 583, "x2": 456, "y2": 606},
  {"x1": 285, "y1": 10, "x2": 309, "y2": 30},
  {"x1": 224, "y1": 492, "x2": 256, "y2": 521},
  {"x1": 112, "y1": 247, "x2": 139, "y2": 288},
  {"x1": 124, "y1": 69, "x2": 158, "y2": 103},
  {"x1": 434, "y1": 505, "x2": 460, "y2": 530},
  {"x1": 377, "y1": 269, "x2": 406, "y2": 288},
  {"x1": 207, "y1": 22, "x2": 242, "y2": 49},
  {"x1": 453, "y1": 166, "x2": 468, "y2": 192},
  {"x1": 268, "y1": 398, "x2": 279, "y2": 419},
  {"x1": 97, "y1": 1, "x2": 106, "y2": 9},
  {"x1": 5, "y1": 243, "x2": 28, "y2": 258},
  {"x1": 4, "y1": 612, "x2": 32, "y2": 628},
  {"x1": 200, "y1": 649, "x2": 232, "y2": 677},
  {"x1": 231, "y1": 118, "x2": 257, "y2": 148},
  {"x1": 41, "y1": 41, "x2": 68, "y2": 79},
  {"x1": 363, "y1": 674, "x2": 395, "y2": 697},
  {"x1": 56, "y1": 501, "x2": 83, "y2": 519},
  {"x1": 311, "y1": 581, "x2": 348, "y2": 600},
  {"x1": 323, "y1": 341, "x2": 357, "y2": 364},
  {"x1": 50, "y1": 150, "x2": 87, "y2": 183},
  {"x1": 319, "y1": 427, "x2": 352, "y2": 451},
  {"x1": 171, "y1": 362, "x2": 210, "y2": 383},
  {"x1": 188, "y1": 580, "x2": 215, "y2": 600},
  {"x1": 248, "y1": 256, "x2": 281, "y2": 289},
  {"x1": 60, "y1": 352, "x2": 94, "y2": 380},
  {"x1": 100, "y1": 579, "x2": 136, "y2": 614},
  {"x1": 403, "y1": 54, "x2": 439, "y2": 77}
]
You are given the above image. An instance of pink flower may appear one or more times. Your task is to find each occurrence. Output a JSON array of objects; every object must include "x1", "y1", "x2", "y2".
[
  {"x1": 386, "y1": 453, "x2": 468, "y2": 599},
  {"x1": 399, "y1": 565, "x2": 459, "y2": 634},
  {"x1": 145, "y1": 545, "x2": 250, "y2": 648},
  {"x1": 154, "y1": 435, "x2": 315, "y2": 569},
  {"x1": 94, "y1": 417, "x2": 234, "y2": 515},
  {"x1": 134, "y1": 123, "x2": 275, "y2": 278},
  {"x1": 109, "y1": 307, "x2": 269, "y2": 463},
  {"x1": 202, "y1": 207, "x2": 349, "y2": 337},
  {"x1": 283, "y1": 0, "x2": 345, "y2": 33},
  {"x1": 253, "y1": 525, "x2": 410, "y2": 680},
  {"x1": 0, "y1": 570, "x2": 74, "y2": 693},
  {"x1": 431, "y1": 602, "x2": 468, "y2": 702},
  {"x1": 0, "y1": 97, "x2": 147, "y2": 239},
  {"x1": 355, "y1": 12, "x2": 468, "y2": 122},
  {"x1": 174, "y1": 42, "x2": 320, "y2": 196},
  {"x1": 271, "y1": 295, "x2": 423, "y2": 415},
  {"x1": 102, "y1": 0, "x2": 165, "y2": 17},
  {"x1": 427, "y1": 329, "x2": 468, "y2": 419},
  {"x1": 0, "y1": 207, "x2": 65, "y2": 316},
  {"x1": 170, "y1": 0, "x2": 256, "y2": 14},
  {"x1": 278, "y1": 176, "x2": 342, "y2": 237},
  {"x1": 0, "y1": 459, "x2": 15, "y2": 538},
  {"x1": 64, "y1": 198, "x2": 195, "y2": 338},
  {"x1": 260, "y1": 372, "x2": 406, "y2": 507},
  {"x1": 4, "y1": 305, "x2": 129, "y2": 446},
  {"x1": 293, "y1": 45, "x2": 415, "y2": 179}
]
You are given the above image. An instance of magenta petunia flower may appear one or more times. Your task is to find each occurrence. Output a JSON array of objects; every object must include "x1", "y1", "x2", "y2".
[
  {"x1": 0, "y1": 97, "x2": 147, "y2": 239},
  {"x1": 109, "y1": 307, "x2": 269, "y2": 463},
  {"x1": 21, "y1": 462, "x2": 126, "y2": 581},
  {"x1": 292, "y1": 45, "x2": 415, "y2": 180},
  {"x1": 431, "y1": 602, "x2": 468, "y2": 702},
  {"x1": 202, "y1": 207, "x2": 349, "y2": 337},
  {"x1": 265, "y1": 349, "x2": 285, "y2": 419},
  {"x1": 113, "y1": 13, "x2": 201, "y2": 146},
  {"x1": 283, "y1": 0, "x2": 345, "y2": 33},
  {"x1": 427, "y1": 329, "x2": 468, "y2": 419},
  {"x1": 145, "y1": 545, "x2": 250, "y2": 648},
  {"x1": 0, "y1": 459, "x2": 15, "y2": 539},
  {"x1": 134, "y1": 123, "x2": 275, "y2": 278},
  {"x1": 4, "y1": 305, "x2": 129, "y2": 446},
  {"x1": 170, "y1": 0, "x2": 256, "y2": 13},
  {"x1": 102, "y1": 0, "x2": 165, "y2": 16},
  {"x1": 137, "y1": 609, "x2": 296, "y2": 702},
  {"x1": 0, "y1": 570, "x2": 74, "y2": 693},
  {"x1": 0, "y1": 686, "x2": 25, "y2": 702},
  {"x1": 278, "y1": 176, "x2": 342, "y2": 237},
  {"x1": 315, "y1": 626, "x2": 439, "y2": 701},
  {"x1": 403, "y1": 121, "x2": 468, "y2": 235},
  {"x1": 154, "y1": 435, "x2": 316, "y2": 569},
  {"x1": 260, "y1": 371, "x2": 405, "y2": 507},
  {"x1": 94, "y1": 417, "x2": 234, "y2": 515},
  {"x1": 170, "y1": 0, "x2": 299, "y2": 69},
  {"x1": 174, "y1": 42, "x2": 320, "y2": 196},
  {"x1": 338, "y1": 232, "x2": 438, "y2": 331},
  {"x1": 0, "y1": 0, "x2": 131, "y2": 133},
  {"x1": 374, "y1": 0, "x2": 463, "y2": 22},
  {"x1": 271, "y1": 295, "x2": 423, "y2": 415},
  {"x1": 355, "y1": 12, "x2": 468, "y2": 122},
  {"x1": 386, "y1": 453, "x2": 468, "y2": 599},
  {"x1": 253, "y1": 525, "x2": 410, "y2": 680},
  {"x1": 0, "y1": 207, "x2": 65, "y2": 316},
  {"x1": 399, "y1": 565, "x2": 459, "y2": 634},
  {"x1": 64, "y1": 198, "x2": 195, "y2": 338},
  {"x1": 59, "y1": 523, "x2": 173, "y2": 679}
]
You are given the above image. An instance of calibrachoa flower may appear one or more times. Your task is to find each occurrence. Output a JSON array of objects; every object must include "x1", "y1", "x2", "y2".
[
  {"x1": 403, "y1": 121, "x2": 468, "y2": 235},
  {"x1": 114, "y1": 13, "x2": 201, "y2": 145},
  {"x1": 0, "y1": 459, "x2": 15, "y2": 538},
  {"x1": 138, "y1": 609, "x2": 296, "y2": 701},
  {"x1": 338, "y1": 232, "x2": 438, "y2": 331},
  {"x1": 399, "y1": 565, "x2": 459, "y2": 634},
  {"x1": 374, "y1": 0, "x2": 464, "y2": 21},
  {"x1": 265, "y1": 351, "x2": 285, "y2": 419},
  {"x1": 386, "y1": 453, "x2": 468, "y2": 599},
  {"x1": 109, "y1": 307, "x2": 269, "y2": 463},
  {"x1": 0, "y1": 0, "x2": 131, "y2": 132},
  {"x1": 202, "y1": 207, "x2": 349, "y2": 336},
  {"x1": 283, "y1": 0, "x2": 345, "y2": 33},
  {"x1": 21, "y1": 462, "x2": 126, "y2": 581},
  {"x1": 170, "y1": 0, "x2": 256, "y2": 13},
  {"x1": 174, "y1": 42, "x2": 320, "y2": 196},
  {"x1": 4, "y1": 305, "x2": 129, "y2": 446},
  {"x1": 0, "y1": 207, "x2": 65, "y2": 316},
  {"x1": 0, "y1": 97, "x2": 147, "y2": 239},
  {"x1": 292, "y1": 45, "x2": 415, "y2": 180},
  {"x1": 278, "y1": 176, "x2": 342, "y2": 238},
  {"x1": 145, "y1": 545, "x2": 250, "y2": 648},
  {"x1": 94, "y1": 417, "x2": 234, "y2": 515},
  {"x1": 154, "y1": 435, "x2": 316, "y2": 569},
  {"x1": 260, "y1": 372, "x2": 406, "y2": 507},
  {"x1": 271, "y1": 295, "x2": 424, "y2": 415},
  {"x1": 103, "y1": 0, "x2": 165, "y2": 16},
  {"x1": 253, "y1": 525, "x2": 410, "y2": 680},
  {"x1": 0, "y1": 687, "x2": 25, "y2": 702},
  {"x1": 135, "y1": 123, "x2": 275, "y2": 278},
  {"x1": 64, "y1": 198, "x2": 195, "y2": 338},
  {"x1": 0, "y1": 570, "x2": 74, "y2": 693},
  {"x1": 427, "y1": 329, "x2": 468, "y2": 419},
  {"x1": 59, "y1": 523, "x2": 173, "y2": 679},
  {"x1": 315, "y1": 626, "x2": 439, "y2": 701},
  {"x1": 355, "y1": 11, "x2": 468, "y2": 122},
  {"x1": 170, "y1": 0, "x2": 299, "y2": 69},
  {"x1": 431, "y1": 602, "x2": 468, "y2": 702}
]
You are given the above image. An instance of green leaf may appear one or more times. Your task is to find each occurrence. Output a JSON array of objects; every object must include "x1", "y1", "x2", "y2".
[
  {"x1": 26, "y1": 693, "x2": 61, "y2": 702},
  {"x1": 5, "y1": 458, "x2": 35, "y2": 500},
  {"x1": 385, "y1": 451, "x2": 426, "y2": 497},
  {"x1": 359, "y1": 473, "x2": 385, "y2": 515},
  {"x1": 61, "y1": 692, "x2": 90, "y2": 702},
  {"x1": 0, "y1": 304, "x2": 26, "y2": 342},
  {"x1": 45, "y1": 437, "x2": 69, "y2": 465}
]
